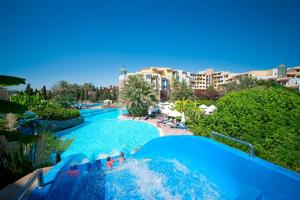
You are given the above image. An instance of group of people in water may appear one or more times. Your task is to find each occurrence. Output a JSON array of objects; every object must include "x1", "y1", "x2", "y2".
[{"x1": 106, "y1": 152, "x2": 126, "y2": 168}]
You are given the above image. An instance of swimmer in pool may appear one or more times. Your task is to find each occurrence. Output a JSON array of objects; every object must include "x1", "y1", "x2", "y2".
[
  {"x1": 118, "y1": 152, "x2": 126, "y2": 164},
  {"x1": 106, "y1": 156, "x2": 115, "y2": 168}
]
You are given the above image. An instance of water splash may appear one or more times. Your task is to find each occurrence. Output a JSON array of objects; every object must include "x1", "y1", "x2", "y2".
[
  {"x1": 104, "y1": 158, "x2": 224, "y2": 200},
  {"x1": 97, "y1": 153, "x2": 109, "y2": 160},
  {"x1": 166, "y1": 159, "x2": 190, "y2": 175},
  {"x1": 125, "y1": 159, "x2": 182, "y2": 200},
  {"x1": 50, "y1": 158, "x2": 225, "y2": 200}
]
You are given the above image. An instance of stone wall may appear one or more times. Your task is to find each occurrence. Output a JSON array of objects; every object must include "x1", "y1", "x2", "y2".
[{"x1": 37, "y1": 116, "x2": 84, "y2": 132}]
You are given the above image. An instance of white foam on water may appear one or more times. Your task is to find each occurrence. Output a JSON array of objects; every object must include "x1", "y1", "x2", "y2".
[
  {"x1": 110, "y1": 149, "x2": 120, "y2": 157},
  {"x1": 124, "y1": 159, "x2": 182, "y2": 200},
  {"x1": 89, "y1": 158, "x2": 224, "y2": 200},
  {"x1": 80, "y1": 158, "x2": 90, "y2": 164},
  {"x1": 166, "y1": 159, "x2": 190, "y2": 175},
  {"x1": 97, "y1": 153, "x2": 109, "y2": 160},
  {"x1": 194, "y1": 174, "x2": 221, "y2": 200}
]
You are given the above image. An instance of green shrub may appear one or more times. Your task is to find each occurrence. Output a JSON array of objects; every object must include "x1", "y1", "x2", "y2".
[
  {"x1": 0, "y1": 149, "x2": 33, "y2": 188},
  {"x1": 194, "y1": 99, "x2": 216, "y2": 106},
  {"x1": 31, "y1": 103, "x2": 80, "y2": 120},
  {"x1": 11, "y1": 94, "x2": 80, "y2": 120},
  {"x1": 190, "y1": 87, "x2": 300, "y2": 172},
  {"x1": 0, "y1": 132, "x2": 73, "y2": 188}
]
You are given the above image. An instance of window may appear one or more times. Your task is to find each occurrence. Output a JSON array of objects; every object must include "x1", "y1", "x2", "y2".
[{"x1": 146, "y1": 74, "x2": 152, "y2": 80}]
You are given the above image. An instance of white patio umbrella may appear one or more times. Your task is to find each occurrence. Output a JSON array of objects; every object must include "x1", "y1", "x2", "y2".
[
  {"x1": 207, "y1": 105, "x2": 216, "y2": 111},
  {"x1": 205, "y1": 105, "x2": 217, "y2": 114},
  {"x1": 199, "y1": 104, "x2": 208, "y2": 109},
  {"x1": 168, "y1": 110, "x2": 182, "y2": 118},
  {"x1": 181, "y1": 112, "x2": 186, "y2": 123},
  {"x1": 162, "y1": 107, "x2": 172, "y2": 115}
]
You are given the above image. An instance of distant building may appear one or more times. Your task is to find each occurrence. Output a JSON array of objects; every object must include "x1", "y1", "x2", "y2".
[
  {"x1": 139, "y1": 67, "x2": 176, "y2": 101},
  {"x1": 119, "y1": 64, "x2": 300, "y2": 102},
  {"x1": 227, "y1": 64, "x2": 300, "y2": 90},
  {"x1": 118, "y1": 66, "x2": 127, "y2": 102},
  {"x1": 191, "y1": 68, "x2": 236, "y2": 95},
  {"x1": 278, "y1": 64, "x2": 287, "y2": 78},
  {"x1": 277, "y1": 66, "x2": 300, "y2": 90}
]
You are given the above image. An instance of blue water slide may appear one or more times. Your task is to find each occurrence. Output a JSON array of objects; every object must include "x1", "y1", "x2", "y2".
[
  {"x1": 134, "y1": 136, "x2": 300, "y2": 199},
  {"x1": 29, "y1": 135, "x2": 300, "y2": 200}
]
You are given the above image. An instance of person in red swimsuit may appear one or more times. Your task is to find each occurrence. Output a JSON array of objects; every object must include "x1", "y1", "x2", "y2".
[{"x1": 106, "y1": 156, "x2": 115, "y2": 168}]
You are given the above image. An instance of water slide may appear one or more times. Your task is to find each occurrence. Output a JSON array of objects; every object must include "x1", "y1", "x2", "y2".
[{"x1": 29, "y1": 136, "x2": 300, "y2": 200}]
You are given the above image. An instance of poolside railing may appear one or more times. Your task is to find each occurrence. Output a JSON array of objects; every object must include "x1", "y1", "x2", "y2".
[
  {"x1": 210, "y1": 131, "x2": 255, "y2": 158},
  {"x1": 14, "y1": 169, "x2": 44, "y2": 200}
]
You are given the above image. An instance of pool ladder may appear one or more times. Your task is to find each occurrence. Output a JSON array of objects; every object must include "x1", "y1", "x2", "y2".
[{"x1": 210, "y1": 131, "x2": 255, "y2": 158}]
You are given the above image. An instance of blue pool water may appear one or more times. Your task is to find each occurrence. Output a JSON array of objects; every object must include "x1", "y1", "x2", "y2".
[
  {"x1": 29, "y1": 109, "x2": 300, "y2": 200},
  {"x1": 57, "y1": 109, "x2": 159, "y2": 160}
]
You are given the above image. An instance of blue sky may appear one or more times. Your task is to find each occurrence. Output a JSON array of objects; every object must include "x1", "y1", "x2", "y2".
[{"x1": 0, "y1": 0, "x2": 299, "y2": 89}]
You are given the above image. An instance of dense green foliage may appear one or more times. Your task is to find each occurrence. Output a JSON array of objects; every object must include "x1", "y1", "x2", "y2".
[
  {"x1": 223, "y1": 77, "x2": 257, "y2": 93},
  {"x1": 0, "y1": 132, "x2": 73, "y2": 188},
  {"x1": 11, "y1": 94, "x2": 80, "y2": 120},
  {"x1": 0, "y1": 75, "x2": 74, "y2": 188},
  {"x1": 121, "y1": 74, "x2": 157, "y2": 116},
  {"x1": 189, "y1": 87, "x2": 300, "y2": 172},
  {"x1": 23, "y1": 81, "x2": 118, "y2": 107},
  {"x1": 0, "y1": 99, "x2": 27, "y2": 114},
  {"x1": 195, "y1": 99, "x2": 216, "y2": 106},
  {"x1": 174, "y1": 100, "x2": 205, "y2": 124},
  {"x1": 170, "y1": 79, "x2": 195, "y2": 101},
  {"x1": 0, "y1": 75, "x2": 25, "y2": 86}
]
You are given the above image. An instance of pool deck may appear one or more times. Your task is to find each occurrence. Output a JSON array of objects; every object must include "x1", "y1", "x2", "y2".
[{"x1": 118, "y1": 115, "x2": 193, "y2": 136}]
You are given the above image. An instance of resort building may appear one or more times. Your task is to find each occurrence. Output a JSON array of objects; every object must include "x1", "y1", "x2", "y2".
[
  {"x1": 229, "y1": 64, "x2": 300, "y2": 90},
  {"x1": 191, "y1": 68, "x2": 237, "y2": 95},
  {"x1": 119, "y1": 64, "x2": 300, "y2": 102},
  {"x1": 119, "y1": 67, "x2": 180, "y2": 101}
]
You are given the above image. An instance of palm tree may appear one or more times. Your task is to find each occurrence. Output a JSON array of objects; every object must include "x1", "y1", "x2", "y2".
[
  {"x1": 238, "y1": 77, "x2": 257, "y2": 90},
  {"x1": 224, "y1": 82, "x2": 238, "y2": 92},
  {"x1": 121, "y1": 74, "x2": 157, "y2": 116},
  {"x1": 224, "y1": 77, "x2": 257, "y2": 93},
  {"x1": 170, "y1": 79, "x2": 195, "y2": 101}
]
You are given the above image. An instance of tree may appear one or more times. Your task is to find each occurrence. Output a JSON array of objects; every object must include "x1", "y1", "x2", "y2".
[
  {"x1": 24, "y1": 84, "x2": 34, "y2": 96},
  {"x1": 238, "y1": 77, "x2": 257, "y2": 90},
  {"x1": 103, "y1": 88, "x2": 111, "y2": 100},
  {"x1": 34, "y1": 89, "x2": 39, "y2": 95},
  {"x1": 170, "y1": 79, "x2": 195, "y2": 101},
  {"x1": 52, "y1": 81, "x2": 76, "y2": 107},
  {"x1": 224, "y1": 82, "x2": 238, "y2": 93},
  {"x1": 223, "y1": 77, "x2": 257, "y2": 94},
  {"x1": 79, "y1": 89, "x2": 85, "y2": 101},
  {"x1": 41, "y1": 86, "x2": 47, "y2": 99},
  {"x1": 202, "y1": 85, "x2": 221, "y2": 100},
  {"x1": 98, "y1": 87, "x2": 104, "y2": 101},
  {"x1": 111, "y1": 86, "x2": 118, "y2": 101},
  {"x1": 121, "y1": 74, "x2": 157, "y2": 116},
  {"x1": 190, "y1": 87, "x2": 300, "y2": 172},
  {"x1": 47, "y1": 90, "x2": 52, "y2": 100}
]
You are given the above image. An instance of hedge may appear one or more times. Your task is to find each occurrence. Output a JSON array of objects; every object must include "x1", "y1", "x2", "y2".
[{"x1": 189, "y1": 87, "x2": 300, "y2": 172}]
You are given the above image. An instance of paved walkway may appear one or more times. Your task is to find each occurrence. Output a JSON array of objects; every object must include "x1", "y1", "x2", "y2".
[{"x1": 119, "y1": 115, "x2": 193, "y2": 136}]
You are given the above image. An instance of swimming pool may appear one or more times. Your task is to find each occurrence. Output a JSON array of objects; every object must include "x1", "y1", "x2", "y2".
[
  {"x1": 29, "y1": 109, "x2": 300, "y2": 200},
  {"x1": 57, "y1": 108, "x2": 159, "y2": 160}
]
